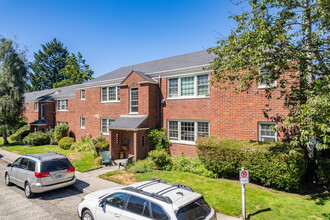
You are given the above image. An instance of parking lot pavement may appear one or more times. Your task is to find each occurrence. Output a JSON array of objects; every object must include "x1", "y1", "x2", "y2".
[{"x1": 0, "y1": 160, "x2": 84, "y2": 220}]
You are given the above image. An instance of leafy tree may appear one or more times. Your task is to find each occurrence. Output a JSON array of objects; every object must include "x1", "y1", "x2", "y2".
[
  {"x1": 29, "y1": 38, "x2": 94, "y2": 91},
  {"x1": 53, "y1": 52, "x2": 94, "y2": 88},
  {"x1": 0, "y1": 37, "x2": 28, "y2": 145},
  {"x1": 29, "y1": 38, "x2": 69, "y2": 91},
  {"x1": 208, "y1": 0, "x2": 329, "y2": 150}
]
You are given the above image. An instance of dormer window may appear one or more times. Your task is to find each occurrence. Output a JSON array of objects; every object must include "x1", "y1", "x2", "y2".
[{"x1": 258, "y1": 67, "x2": 276, "y2": 89}]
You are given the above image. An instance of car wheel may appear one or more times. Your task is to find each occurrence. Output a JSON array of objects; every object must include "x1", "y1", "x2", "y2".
[
  {"x1": 82, "y1": 210, "x2": 94, "y2": 220},
  {"x1": 25, "y1": 182, "x2": 34, "y2": 198},
  {"x1": 5, "y1": 173, "x2": 13, "y2": 186}
]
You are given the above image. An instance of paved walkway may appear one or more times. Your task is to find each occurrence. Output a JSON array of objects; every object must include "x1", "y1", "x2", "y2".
[{"x1": 0, "y1": 148, "x2": 240, "y2": 220}]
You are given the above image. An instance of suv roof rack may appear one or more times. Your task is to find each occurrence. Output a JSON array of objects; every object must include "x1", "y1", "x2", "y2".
[
  {"x1": 25, "y1": 154, "x2": 43, "y2": 160},
  {"x1": 122, "y1": 186, "x2": 173, "y2": 204},
  {"x1": 121, "y1": 179, "x2": 194, "y2": 204}
]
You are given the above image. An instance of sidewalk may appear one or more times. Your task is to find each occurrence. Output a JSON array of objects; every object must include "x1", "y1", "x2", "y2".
[{"x1": 0, "y1": 148, "x2": 240, "y2": 220}]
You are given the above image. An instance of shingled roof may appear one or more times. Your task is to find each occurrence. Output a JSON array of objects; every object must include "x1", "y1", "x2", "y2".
[{"x1": 83, "y1": 50, "x2": 216, "y2": 85}]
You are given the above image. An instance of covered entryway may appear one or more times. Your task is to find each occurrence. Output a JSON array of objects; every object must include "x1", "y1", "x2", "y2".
[
  {"x1": 30, "y1": 119, "x2": 48, "y2": 132},
  {"x1": 108, "y1": 115, "x2": 149, "y2": 161}
]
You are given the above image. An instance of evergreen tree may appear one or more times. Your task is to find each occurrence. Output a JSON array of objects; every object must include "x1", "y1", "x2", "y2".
[
  {"x1": 29, "y1": 38, "x2": 69, "y2": 91},
  {"x1": 0, "y1": 37, "x2": 28, "y2": 145}
]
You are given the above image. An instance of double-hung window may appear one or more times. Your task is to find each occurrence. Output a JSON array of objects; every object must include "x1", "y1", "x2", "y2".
[
  {"x1": 56, "y1": 121, "x2": 68, "y2": 126},
  {"x1": 101, "y1": 118, "x2": 116, "y2": 135},
  {"x1": 168, "y1": 120, "x2": 209, "y2": 144},
  {"x1": 167, "y1": 74, "x2": 209, "y2": 98},
  {"x1": 26, "y1": 103, "x2": 29, "y2": 110},
  {"x1": 80, "y1": 117, "x2": 85, "y2": 129},
  {"x1": 258, "y1": 122, "x2": 277, "y2": 142},
  {"x1": 34, "y1": 102, "x2": 38, "y2": 112},
  {"x1": 130, "y1": 88, "x2": 138, "y2": 113},
  {"x1": 57, "y1": 100, "x2": 68, "y2": 111},
  {"x1": 258, "y1": 67, "x2": 276, "y2": 89},
  {"x1": 101, "y1": 86, "x2": 120, "y2": 102},
  {"x1": 81, "y1": 89, "x2": 85, "y2": 100}
]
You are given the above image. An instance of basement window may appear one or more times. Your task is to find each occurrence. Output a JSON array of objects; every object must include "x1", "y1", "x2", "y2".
[{"x1": 258, "y1": 122, "x2": 277, "y2": 142}]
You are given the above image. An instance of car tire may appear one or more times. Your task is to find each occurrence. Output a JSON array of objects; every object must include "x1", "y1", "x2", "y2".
[
  {"x1": 82, "y1": 210, "x2": 94, "y2": 220},
  {"x1": 25, "y1": 182, "x2": 34, "y2": 198},
  {"x1": 5, "y1": 173, "x2": 13, "y2": 186}
]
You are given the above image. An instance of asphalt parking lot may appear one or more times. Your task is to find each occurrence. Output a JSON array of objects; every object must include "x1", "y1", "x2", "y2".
[{"x1": 0, "y1": 160, "x2": 84, "y2": 220}]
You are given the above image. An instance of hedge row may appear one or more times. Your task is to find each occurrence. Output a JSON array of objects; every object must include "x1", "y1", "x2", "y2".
[
  {"x1": 196, "y1": 137, "x2": 306, "y2": 190},
  {"x1": 22, "y1": 130, "x2": 53, "y2": 146},
  {"x1": 10, "y1": 125, "x2": 30, "y2": 141}
]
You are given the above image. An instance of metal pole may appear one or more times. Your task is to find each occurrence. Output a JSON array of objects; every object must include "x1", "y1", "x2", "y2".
[{"x1": 242, "y1": 183, "x2": 246, "y2": 220}]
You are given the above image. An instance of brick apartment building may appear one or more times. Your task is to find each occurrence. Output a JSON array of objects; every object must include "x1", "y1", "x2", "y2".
[{"x1": 23, "y1": 50, "x2": 289, "y2": 160}]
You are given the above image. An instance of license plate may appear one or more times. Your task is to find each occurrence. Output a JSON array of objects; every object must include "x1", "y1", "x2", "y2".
[{"x1": 55, "y1": 174, "x2": 62, "y2": 179}]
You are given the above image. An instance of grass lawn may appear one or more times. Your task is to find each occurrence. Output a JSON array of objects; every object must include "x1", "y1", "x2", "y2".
[
  {"x1": 0, "y1": 137, "x2": 19, "y2": 146},
  {"x1": 2, "y1": 145, "x2": 101, "y2": 172},
  {"x1": 101, "y1": 171, "x2": 329, "y2": 220}
]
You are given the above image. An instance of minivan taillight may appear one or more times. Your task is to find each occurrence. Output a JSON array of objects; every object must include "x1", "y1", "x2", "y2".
[
  {"x1": 67, "y1": 167, "x2": 75, "y2": 173},
  {"x1": 35, "y1": 172, "x2": 50, "y2": 178}
]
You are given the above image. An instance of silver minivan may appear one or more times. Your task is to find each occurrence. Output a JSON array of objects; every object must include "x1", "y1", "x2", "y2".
[{"x1": 5, "y1": 152, "x2": 76, "y2": 198}]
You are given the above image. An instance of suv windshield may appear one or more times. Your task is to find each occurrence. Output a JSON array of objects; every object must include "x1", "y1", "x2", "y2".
[
  {"x1": 40, "y1": 159, "x2": 72, "y2": 172},
  {"x1": 176, "y1": 197, "x2": 211, "y2": 220}
]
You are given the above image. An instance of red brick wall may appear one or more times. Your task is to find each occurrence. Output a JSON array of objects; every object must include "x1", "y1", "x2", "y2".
[{"x1": 23, "y1": 102, "x2": 38, "y2": 124}]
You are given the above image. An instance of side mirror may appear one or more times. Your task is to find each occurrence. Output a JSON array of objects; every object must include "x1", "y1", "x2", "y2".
[
  {"x1": 99, "y1": 200, "x2": 105, "y2": 207},
  {"x1": 7, "y1": 163, "x2": 12, "y2": 168}
]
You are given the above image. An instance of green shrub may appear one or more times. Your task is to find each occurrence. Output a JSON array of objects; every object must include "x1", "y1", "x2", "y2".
[
  {"x1": 131, "y1": 158, "x2": 155, "y2": 173},
  {"x1": 172, "y1": 156, "x2": 216, "y2": 178},
  {"x1": 10, "y1": 125, "x2": 30, "y2": 141},
  {"x1": 197, "y1": 137, "x2": 306, "y2": 190},
  {"x1": 148, "y1": 149, "x2": 172, "y2": 170},
  {"x1": 9, "y1": 117, "x2": 27, "y2": 135},
  {"x1": 94, "y1": 156, "x2": 101, "y2": 165},
  {"x1": 71, "y1": 135, "x2": 97, "y2": 157},
  {"x1": 315, "y1": 155, "x2": 330, "y2": 185},
  {"x1": 95, "y1": 141, "x2": 109, "y2": 154},
  {"x1": 92, "y1": 134, "x2": 107, "y2": 145},
  {"x1": 54, "y1": 124, "x2": 69, "y2": 142},
  {"x1": 22, "y1": 131, "x2": 51, "y2": 146},
  {"x1": 148, "y1": 128, "x2": 170, "y2": 153},
  {"x1": 45, "y1": 129, "x2": 56, "y2": 145},
  {"x1": 58, "y1": 137, "x2": 74, "y2": 150}
]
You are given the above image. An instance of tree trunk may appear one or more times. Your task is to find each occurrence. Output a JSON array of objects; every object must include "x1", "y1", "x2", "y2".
[{"x1": 2, "y1": 129, "x2": 8, "y2": 145}]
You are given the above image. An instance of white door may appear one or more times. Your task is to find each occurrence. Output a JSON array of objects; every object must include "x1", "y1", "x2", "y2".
[{"x1": 95, "y1": 192, "x2": 128, "y2": 220}]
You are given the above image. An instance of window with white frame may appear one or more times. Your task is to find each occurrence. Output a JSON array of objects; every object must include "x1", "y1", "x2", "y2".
[
  {"x1": 167, "y1": 74, "x2": 209, "y2": 98},
  {"x1": 57, "y1": 100, "x2": 68, "y2": 111},
  {"x1": 34, "y1": 102, "x2": 38, "y2": 112},
  {"x1": 26, "y1": 103, "x2": 29, "y2": 110},
  {"x1": 258, "y1": 67, "x2": 276, "y2": 88},
  {"x1": 81, "y1": 89, "x2": 85, "y2": 100},
  {"x1": 130, "y1": 88, "x2": 138, "y2": 113},
  {"x1": 101, "y1": 118, "x2": 116, "y2": 134},
  {"x1": 168, "y1": 120, "x2": 209, "y2": 143},
  {"x1": 101, "y1": 86, "x2": 120, "y2": 102},
  {"x1": 258, "y1": 122, "x2": 277, "y2": 142},
  {"x1": 56, "y1": 121, "x2": 68, "y2": 126},
  {"x1": 80, "y1": 117, "x2": 85, "y2": 129}
]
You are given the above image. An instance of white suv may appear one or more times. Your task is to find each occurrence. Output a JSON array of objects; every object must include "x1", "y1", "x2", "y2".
[{"x1": 78, "y1": 179, "x2": 216, "y2": 220}]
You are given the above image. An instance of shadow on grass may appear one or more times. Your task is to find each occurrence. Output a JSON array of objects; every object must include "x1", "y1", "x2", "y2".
[
  {"x1": 298, "y1": 184, "x2": 330, "y2": 206},
  {"x1": 247, "y1": 208, "x2": 271, "y2": 219}
]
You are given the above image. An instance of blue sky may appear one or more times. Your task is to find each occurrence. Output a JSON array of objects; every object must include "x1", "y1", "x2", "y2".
[{"x1": 0, "y1": 0, "x2": 243, "y2": 78}]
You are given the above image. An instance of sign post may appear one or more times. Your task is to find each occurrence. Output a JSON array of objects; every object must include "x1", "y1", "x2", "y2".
[{"x1": 239, "y1": 167, "x2": 249, "y2": 220}]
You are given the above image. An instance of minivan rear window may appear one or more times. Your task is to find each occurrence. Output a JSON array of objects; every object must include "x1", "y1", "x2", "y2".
[
  {"x1": 40, "y1": 159, "x2": 72, "y2": 172},
  {"x1": 176, "y1": 197, "x2": 211, "y2": 220}
]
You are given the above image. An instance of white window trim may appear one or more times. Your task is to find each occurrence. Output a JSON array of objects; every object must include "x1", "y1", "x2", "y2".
[
  {"x1": 26, "y1": 103, "x2": 29, "y2": 110},
  {"x1": 167, "y1": 74, "x2": 210, "y2": 100},
  {"x1": 167, "y1": 120, "x2": 210, "y2": 145},
  {"x1": 258, "y1": 122, "x2": 277, "y2": 142},
  {"x1": 56, "y1": 121, "x2": 68, "y2": 126},
  {"x1": 57, "y1": 100, "x2": 68, "y2": 111},
  {"x1": 100, "y1": 86, "x2": 120, "y2": 103},
  {"x1": 101, "y1": 118, "x2": 116, "y2": 135},
  {"x1": 80, "y1": 89, "x2": 85, "y2": 100},
  {"x1": 34, "y1": 102, "x2": 38, "y2": 112},
  {"x1": 129, "y1": 87, "x2": 138, "y2": 114},
  {"x1": 257, "y1": 68, "x2": 277, "y2": 89},
  {"x1": 80, "y1": 117, "x2": 85, "y2": 129}
]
